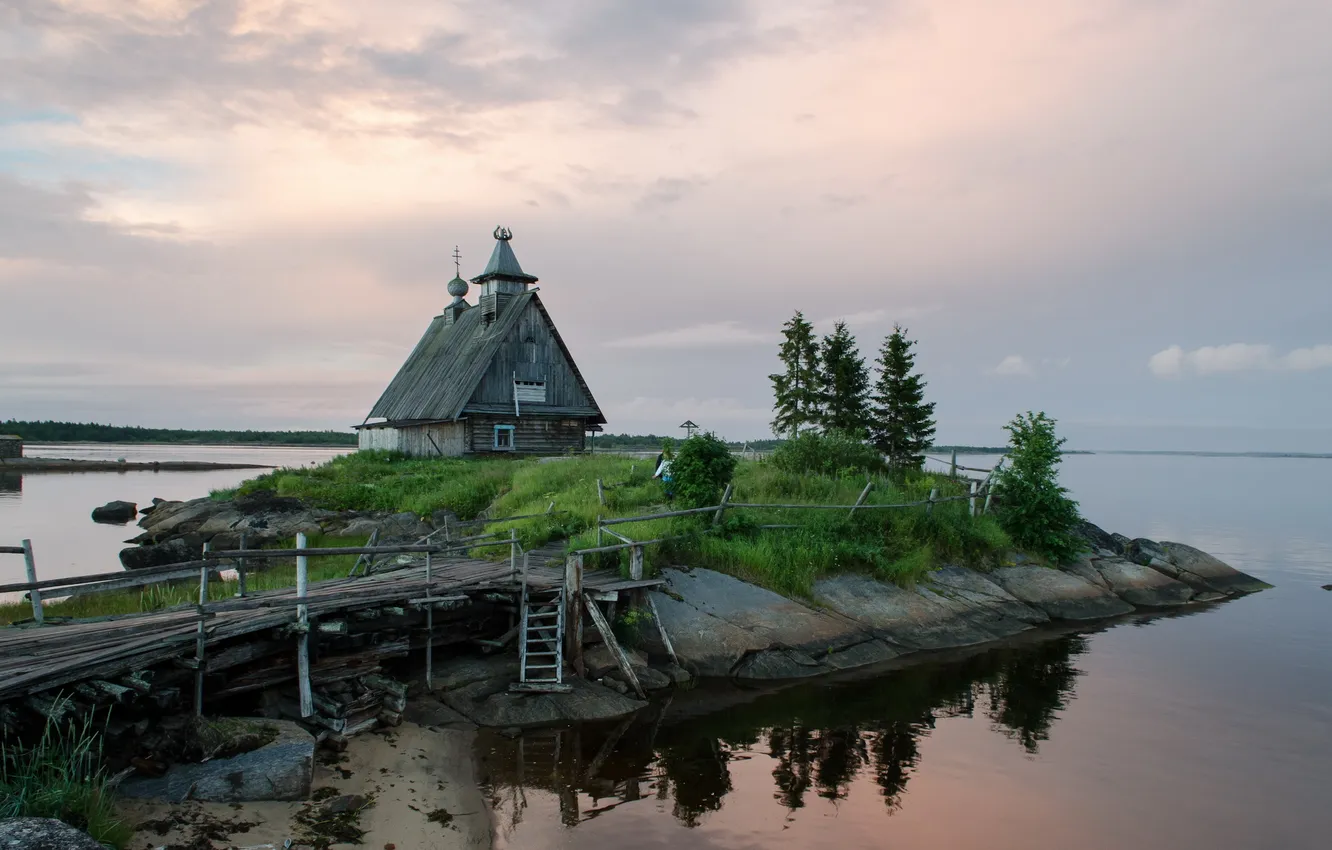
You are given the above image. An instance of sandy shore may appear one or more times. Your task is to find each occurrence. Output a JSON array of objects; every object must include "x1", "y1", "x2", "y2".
[{"x1": 124, "y1": 720, "x2": 492, "y2": 850}]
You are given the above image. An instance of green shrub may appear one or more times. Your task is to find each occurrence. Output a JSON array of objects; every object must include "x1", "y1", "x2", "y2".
[
  {"x1": 0, "y1": 704, "x2": 132, "y2": 848},
  {"x1": 994, "y1": 411, "x2": 1083, "y2": 563},
  {"x1": 772, "y1": 430, "x2": 886, "y2": 477},
  {"x1": 671, "y1": 432, "x2": 738, "y2": 508}
]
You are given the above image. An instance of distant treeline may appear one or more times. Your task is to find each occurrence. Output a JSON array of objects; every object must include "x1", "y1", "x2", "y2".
[{"x1": 1, "y1": 420, "x2": 358, "y2": 446}]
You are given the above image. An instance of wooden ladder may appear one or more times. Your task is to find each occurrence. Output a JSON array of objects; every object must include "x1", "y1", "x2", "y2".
[{"x1": 512, "y1": 569, "x2": 572, "y2": 693}]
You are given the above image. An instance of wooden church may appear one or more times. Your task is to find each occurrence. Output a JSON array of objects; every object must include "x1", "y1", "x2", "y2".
[{"x1": 356, "y1": 228, "x2": 606, "y2": 456}]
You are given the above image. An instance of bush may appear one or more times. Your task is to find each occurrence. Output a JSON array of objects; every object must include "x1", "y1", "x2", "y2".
[
  {"x1": 772, "y1": 430, "x2": 886, "y2": 477},
  {"x1": 994, "y1": 411, "x2": 1083, "y2": 563},
  {"x1": 671, "y1": 432, "x2": 738, "y2": 508}
]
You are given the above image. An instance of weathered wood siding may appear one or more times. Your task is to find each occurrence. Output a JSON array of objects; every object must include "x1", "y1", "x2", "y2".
[
  {"x1": 358, "y1": 423, "x2": 466, "y2": 457},
  {"x1": 465, "y1": 415, "x2": 585, "y2": 455},
  {"x1": 468, "y1": 301, "x2": 592, "y2": 409}
]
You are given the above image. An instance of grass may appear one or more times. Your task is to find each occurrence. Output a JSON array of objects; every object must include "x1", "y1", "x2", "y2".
[
  {"x1": 0, "y1": 701, "x2": 133, "y2": 848},
  {"x1": 6, "y1": 453, "x2": 1012, "y2": 624},
  {"x1": 0, "y1": 534, "x2": 368, "y2": 626}
]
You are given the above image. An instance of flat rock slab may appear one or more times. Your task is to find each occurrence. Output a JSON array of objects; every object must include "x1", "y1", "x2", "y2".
[
  {"x1": 1093, "y1": 557, "x2": 1195, "y2": 607},
  {"x1": 119, "y1": 719, "x2": 313, "y2": 803},
  {"x1": 443, "y1": 676, "x2": 645, "y2": 727},
  {"x1": 0, "y1": 818, "x2": 103, "y2": 850},
  {"x1": 990, "y1": 566, "x2": 1134, "y2": 621},
  {"x1": 1157, "y1": 542, "x2": 1272, "y2": 595},
  {"x1": 812, "y1": 573, "x2": 1030, "y2": 651},
  {"x1": 649, "y1": 568, "x2": 871, "y2": 677}
]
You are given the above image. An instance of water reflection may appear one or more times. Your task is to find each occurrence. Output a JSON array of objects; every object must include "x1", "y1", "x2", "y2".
[
  {"x1": 477, "y1": 634, "x2": 1088, "y2": 837},
  {"x1": 0, "y1": 473, "x2": 19, "y2": 497}
]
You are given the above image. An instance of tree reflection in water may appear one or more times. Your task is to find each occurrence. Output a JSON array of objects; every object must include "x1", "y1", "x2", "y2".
[{"x1": 477, "y1": 633, "x2": 1088, "y2": 837}]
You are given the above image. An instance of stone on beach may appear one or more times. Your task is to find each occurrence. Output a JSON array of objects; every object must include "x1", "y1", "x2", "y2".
[
  {"x1": 0, "y1": 818, "x2": 104, "y2": 850},
  {"x1": 90, "y1": 499, "x2": 137, "y2": 523}
]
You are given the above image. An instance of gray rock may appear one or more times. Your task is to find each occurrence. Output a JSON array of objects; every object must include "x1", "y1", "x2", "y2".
[
  {"x1": 402, "y1": 696, "x2": 474, "y2": 728},
  {"x1": 732, "y1": 648, "x2": 829, "y2": 680},
  {"x1": 91, "y1": 500, "x2": 137, "y2": 523},
  {"x1": 660, "y1": 663, "x2": 694, "y2": 684},
  {"x1": 630, "y1": 665, "x2": 674, "y2": 690},
  {"x1": 822, "y1": 639, "x2": 902, "y2": 670},
  {"x1": 443, "y1": 676, "x2": 645, "y2": 727},
  {"x1": 583, "y1": 644, "x2": 648, "y2": 680},
  {"x1": 1125, "y1": 538, "x2": 1171, "y2": 567},
  {"x1": 647, "y1": 568, "x2": 870, "y2": 677},
  {"x1": 1073, "y1": 520, "x2": 1123, "y2": 556},
  {"x1": 1156, "y1": 542, "x2": 1272, "y2": 595},
  {"x1": 811, "y1": 573, "x2": 1023, "y2": 651},
  {"x1": 119, "y1": 537, "x2": 202, "y2": 570},
  {"x1": 0, "y1": 817, "x2": 103, "y2": 850},
  {"x1": 1093, "y1": 557, "x2": 1195, "y2": 607},
  {"x1": 431, "y1": 655, "x2": 518, "y2": 691},
  {"x1": 926, "y1": 565, "x2": 1050, "y2": 630},
  {"x1": 1322, "y1": 584, "x2": 1332, "y2": 591},
  {"x1": 990, "y1": 566, "x2": 1135, "y2": 620},
  {"x1": 119, "y1": 719, "x2": 313, "y2": 803},
  {"x1": 1060, "y1": 556, "x2": 1112, "y2": 591}
]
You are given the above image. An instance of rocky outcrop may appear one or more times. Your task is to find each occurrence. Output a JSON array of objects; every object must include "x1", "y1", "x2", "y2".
[
  {"x1": 120, "y1": 537, "x2": 203, "y2": 571},
  {"x1": 1155, "y1": 541, "x2": 1273, "y2": 595},
  {"x1": 1085, "y1": 556, "x2": 1195, "y2": 607},
  {"x1": 990, "y1": 565, "x2": 1135, "y2": 620},
  {"x1": 118, "y1": 718, "x2": 313, "y2": 803},
  {"x1": 0, "y1": 818, "x2": 103, "y2": 850},
  {"x1": 90, "y1": 500, "x2": 137, "y2": 523},
  {"x1": 443, "y1": 674, "x2": 646, "y2": 726}
]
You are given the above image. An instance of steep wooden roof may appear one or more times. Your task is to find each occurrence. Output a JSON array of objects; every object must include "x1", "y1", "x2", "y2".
[{"x1": 363, "y1": 291, "x2": 605, "y2": 425}]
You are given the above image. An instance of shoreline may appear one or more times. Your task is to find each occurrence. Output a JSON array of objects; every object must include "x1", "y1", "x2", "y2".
[{"x1": 0, "y1": 457, "x2": 272, "y2": 472}]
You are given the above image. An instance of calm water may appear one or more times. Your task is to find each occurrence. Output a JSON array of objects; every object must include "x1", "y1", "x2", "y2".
[
  {"x1": 0, "y1": 444, "x2": 350, "y2": 595},
  {"x1": 476, "y1": 453, "x2": 1332, "y2": 850}
]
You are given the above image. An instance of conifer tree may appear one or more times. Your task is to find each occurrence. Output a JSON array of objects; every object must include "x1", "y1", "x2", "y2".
[
  {"x1": 769, "y1": 311, "x2": 822, "y2": 437},
  {"x1": 818, "y1": 321, "x2": 870, "y2": 436},
  {"x1": 869, "y1": 324, "x2": 937, "y2": 472}
]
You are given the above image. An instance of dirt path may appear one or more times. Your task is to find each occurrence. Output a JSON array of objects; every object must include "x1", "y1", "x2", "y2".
[{"x1": 125, "y1": 720, "x2": 492, "y2": 850}]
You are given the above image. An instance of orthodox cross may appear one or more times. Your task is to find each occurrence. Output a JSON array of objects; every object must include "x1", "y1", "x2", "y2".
[{"x1": 452, "y1": 246, "x2": 462, "y2": 277}]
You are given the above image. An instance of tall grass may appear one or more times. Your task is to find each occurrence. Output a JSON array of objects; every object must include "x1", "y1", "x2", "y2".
[{"x1": 0, "y1": 701, "x2": 132, "y2": 848}]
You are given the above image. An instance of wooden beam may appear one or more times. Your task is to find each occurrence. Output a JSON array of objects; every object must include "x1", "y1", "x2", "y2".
[
  {"x1": 629, "y1": 545, "x2": 644, "y2": 582},
  {"x1": 295, "y1": 533, "x2": 313, "y2": 719},
  {"x1": 646, "y1": 593, "x2": 678, "y2": 667},
  {"x1": 564, "y1": 554, "x2": 584, "y2": 677},
  {"x1": 22, "y1": 539, "x2": 42, "y2": 626},
  {"x1": 848, "y1": 479, "x2": 873, "y2": 519},
  {"x1": 581, "y1": 591, "x2": 644, "y2": 698},
  {"x1": 712, "y1": 483, "x2": 733, "y2": 526}
]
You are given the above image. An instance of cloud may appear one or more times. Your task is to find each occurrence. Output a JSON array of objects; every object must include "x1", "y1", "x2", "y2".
[
  {"x1": 633, "y1": 177, "x2": 707, "y2": 211},
  {"x1": 603, "y1": 321, "x2": 771, "y2": 350},
  {"x1": 991, "y1": 355, "x2": 1035, "y2": 377},
  {"x1": 1148, "y1": 343, "x2": 1332, "y2": 377}
]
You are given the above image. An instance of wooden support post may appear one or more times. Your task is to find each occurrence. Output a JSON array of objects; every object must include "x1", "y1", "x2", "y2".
[
  {"x1": 596, "y1": 478, "x2": 605, "y2": 506},
  {"x1": 194, "y1": 542, "x2": 210, "y2": 716},
  {"x1": 296, "y1": 532, "x2": 313, "y2": 718},
  {"x1": 236, "y1": 533, "x2": 248, "y2": 597},
  {"x1": 629, "y1": 545, "x2": 644, "y2": 581},
  {"x1": 21, "y1": 539, "x2": 42, "y2": 626},
  {"x1": 564, "y1": 554, "x2": 585, "y2": 677},
  {"x1": 969, "y1": 481, "x2": 979, "y2": 518},
  {"x1": 596, "y1": 515, "x2": 603, "y2": 548},
  {"x1": 848, "y1": 479, "x2": 873, "y2": 519},
  {"x1": 646, "y1": 594, "x2": 678, "y2": 666},
  {"x1": 926, "y1": 488, "x2": 938, "y2": 517},
  {"x1": 510, "y1": 528, "x2": 518, "y2": 582},
  {"x1": 949, "y1": 450, "x2": 958, "y2": 478},
  {"x1": 713, "y1": 483, "x2": 733, "y2": 527},
  {"x1": 425, "y1": 552, "x2": 433, "y2": 691},
  {"x1": 582, "y1": 591, "x2": 645, "y2": 698},
  {"x1": 547, "y1": 501, "x2": 556, "y2": 514}
]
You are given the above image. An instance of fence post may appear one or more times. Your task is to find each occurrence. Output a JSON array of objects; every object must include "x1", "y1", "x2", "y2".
[
  {"x1": 926, "y1": 488, "x2": 938, "y2": 517},
  {"x1": 969, "y1": 481, "x2": 979, "y2": 517},
  {"x1": 596, "y1": 515, "x2": 603, "y2": 548},
  {"x1": 629, "y1": 545, "x2": 644, "y2": 581},
  {"x1": 21, "y1": 539, "x2": 42, "y2": 626},
  {"x1": 949, "y1": 450, "x2": 958, "y2": 478},
  {"x1": 597, "y1": 478, "x2": 606, "y2": 506},
  {"x1": 713, "y1": 483, "x2": 733, "y2": 526},
  {"x1": 983, "y1": 462, "x2": 1000, "y2": 515},
  {"x1": 425, "y1": 551, "x2": 434, "y2": 691},
  {"x1": 194, "y1": 541, "x2": 210, "y2": 716},
  {"x1": 510, "y1": 528, "x2": 519, "y2": 582},
  {"x1": 236, "y1": 533, "x2": 248, "y2": 598},
  {"x1": 564, "y1": 554, "x2": 585, "y2": 677},
  {"x1": 296, "y1": 532, "x2": 313, "y2": 718},
  {"x1": 848, "y1": 479, "x2": 873, "y2": 519}
]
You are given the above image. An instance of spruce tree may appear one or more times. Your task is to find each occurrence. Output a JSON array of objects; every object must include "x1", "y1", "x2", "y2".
[
  {"x1": 769, "y1": 311, "x2": 821, "y2": 437},
  {"x1": 818, "y1": 321, "x2": 870, "y2": 436},
  {"x1": 869, "y1": 324, "x2": 937, "y2": 472}
]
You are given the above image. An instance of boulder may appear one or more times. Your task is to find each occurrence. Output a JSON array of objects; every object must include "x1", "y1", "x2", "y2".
[
  {"x1": 1072, "y1": 520, "x2": 1124, "y2": 556},
  {"x1": 0, "y1": 817, "x2": 103, "y2": 850},
  {"x1": 118, "y1": 719, "x2": 313, "y2": 803},
  {"x1": 990, "y1": 565, "x2": 1134, "y2": 620},
  {"x1": 646, "y1": 568, "x2": 872, "y2": 677},
  {"x1": 584, "y1": 644, "x2": 647, "y2": 680},
  {"x1": 91, "y1": 500, "x2": 137, "y2": 523},
  {"x1": 1125, "y1": 538, "x2": 1171, "y2": 567},
  {"x1": 732, "y1": 648, "x2": 830, "y2": 680},
  {"x1": 1156, "y1": 542, "x2": 1272, "y2": 595},
  {"x1": 1092, "y1": 557, "x2": 1195, "y2": 607},
  {"x1": 119, "y1": 537, "x2": 203, "y2": 570},
  {"x1": 442, "y1": 676, "x2": 646, "y2": 727}
]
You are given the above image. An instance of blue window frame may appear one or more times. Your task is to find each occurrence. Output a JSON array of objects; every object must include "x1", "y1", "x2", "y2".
[{"x1": 493, "y1": 425, "x2": 515, "y2": 451}]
